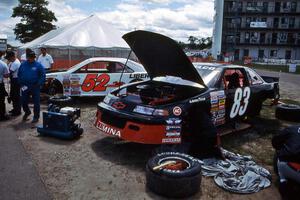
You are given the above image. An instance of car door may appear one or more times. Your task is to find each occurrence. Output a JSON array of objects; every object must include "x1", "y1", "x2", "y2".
[
  {"x1": 70, "y1": 60, "x2": 127, "y2": 96},
  {"x1": 220, "y1": 68, "x2": 251, "y2": 122}
]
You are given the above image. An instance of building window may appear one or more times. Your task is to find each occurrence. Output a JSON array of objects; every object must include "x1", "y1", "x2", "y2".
[
  {"x1": 243, "y1": 49, "x2": 249, "y2": 57},
  {"x1": 291, "y1": 2, "x2": 297, "y2": 12},
  {"x1": 285, "y1": 50, "x2": 292, "y2": 60},
  {"x1": 250, "y1": 32, "x2": 259, "y2": 43},
  {"x1": 270, "y1": 50, "x2": 277, "y2": 57},
  {"x1": 245, "y1": 32, "x2": 250, "y2": 43},
  {"x1": 289, "y1": 18, "x2": 295, "y2": 28},
  {"x1": 258, "y1": 50, "x2": 264, "y2": 59}
]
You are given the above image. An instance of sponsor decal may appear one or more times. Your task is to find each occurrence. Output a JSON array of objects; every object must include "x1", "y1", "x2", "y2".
[
  {"x1": 197, "y1": 66, "x2": 216, "y2": 71},
  {"x1": 219, "y1": 99, "x2": 225, "y2": 105},
  {"x1": 218, "y1": 109, "x2": 225, "y2": 114},
  {"x1": 219, "y1": 105, "x2": 225, "y2": 110},
  {"x1": 189, "y1": 97, "x2": 206, "y2": 104},
  {"x1": 173, "y1": 106, "x2": 182, "y2": 116},
  {"x1": 166, "y1": 118, "x2": 182, "y2": 125},
  {"x1": 211, "y1": 99, "x2": 218, "y2": 104},
  {"x1": 112, "y1": 101, "x2": 126, "y2": 109},
  {"x1": 95, "y1": 121, "x2": 121, "y2": 137},
  {"x1": 129, "y1": 73, "x2": 149, "y2": 79},
  {"x1": 162, "y1": 138, "x2": 181, "y2": 144},
  {"x1": 166, "y1": 132, "x2": 181, "y2": 137},
  {"x1": 211, "y1": 107, "x2": 218, "y2": 113},
  {"x1": 166, "y1": 125, "x2": 181, "y2": 130}
]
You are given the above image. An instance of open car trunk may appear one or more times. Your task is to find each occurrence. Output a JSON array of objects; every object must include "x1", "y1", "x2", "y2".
[{"x1": 112, "y1": 81, "x2": 206, "y2": 106}]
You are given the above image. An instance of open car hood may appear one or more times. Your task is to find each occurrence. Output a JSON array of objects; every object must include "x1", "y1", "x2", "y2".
[{"x1": 122, "y1": 30, "x2": 205, "y2": 86}]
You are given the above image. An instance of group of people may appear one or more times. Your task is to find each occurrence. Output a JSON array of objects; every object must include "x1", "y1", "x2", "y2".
[{"x1": 0, "y1": 48, "x2": 54, "y2": 123}]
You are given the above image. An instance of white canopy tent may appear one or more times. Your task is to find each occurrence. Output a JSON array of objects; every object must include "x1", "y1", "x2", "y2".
[{"x1": 19, "y1": 15, "x2": 132, "y2": 69}]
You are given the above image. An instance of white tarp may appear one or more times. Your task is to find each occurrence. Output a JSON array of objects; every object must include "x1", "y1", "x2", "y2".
[{"x1": 20, "y1": 15, "x2": 129, "y2": 49}]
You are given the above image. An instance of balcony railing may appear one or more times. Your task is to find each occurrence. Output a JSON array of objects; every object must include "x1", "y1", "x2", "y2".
[
  {"x1": 224, "y1": 5, "x2": 298, "y2": 14},
  {"x1": 224, "y1": 22, "x2": 300, "y2": 30}
]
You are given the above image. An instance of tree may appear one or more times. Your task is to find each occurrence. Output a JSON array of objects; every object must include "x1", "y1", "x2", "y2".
[
  {"x1": 12, "y1": 0, "x2": 57, "y2": 43},
  {"x1": 188, "y1": 36, "x2": 198, "y2": 49}
]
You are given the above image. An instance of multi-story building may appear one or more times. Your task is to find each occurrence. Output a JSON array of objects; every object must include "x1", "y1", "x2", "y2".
[{"x1": 212, "y1": 0, "x2": 300, "y2": 62}]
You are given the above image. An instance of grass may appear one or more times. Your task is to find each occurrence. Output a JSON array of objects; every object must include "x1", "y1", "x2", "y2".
[{"x1": 233, "y1": 61, "x2": 300, "y2": 74}]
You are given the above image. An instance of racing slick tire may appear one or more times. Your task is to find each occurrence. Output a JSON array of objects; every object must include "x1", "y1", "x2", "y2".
[
  {"x1": 48, "y1": 82, "x2": 63, "y2": 96},
  {"x1": 146, "y1": 152, "x2": 202, "y2": 198},
  {"x1": 275, "y1": 104, "x2": 300, "y2": 122},
  {"x1": 48, "y1": 95, "x2": 72, "y2": 108}
]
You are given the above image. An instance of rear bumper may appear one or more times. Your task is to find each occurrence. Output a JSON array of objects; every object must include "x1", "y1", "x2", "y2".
[{"x1": 94, "y1": 105, "x2": 182, "y2": 144}]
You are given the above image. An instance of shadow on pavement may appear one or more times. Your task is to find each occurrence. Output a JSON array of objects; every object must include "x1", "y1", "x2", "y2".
[{"x1": 91, "y1": 137, "x2": 157, "y2": 171}]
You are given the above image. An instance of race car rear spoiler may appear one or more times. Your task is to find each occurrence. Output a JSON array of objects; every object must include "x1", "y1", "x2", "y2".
[{"x1": 261, "y1": 75, "x2": 279, "y2": 83}]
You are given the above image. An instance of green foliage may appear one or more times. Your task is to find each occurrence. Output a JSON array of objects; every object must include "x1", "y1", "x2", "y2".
[
  {"x1": 178, "y1": 36, "x2": 212, "y2": 50},
  {"x1": 12, "y1": 0, "x2": 57, "y2": 43}
]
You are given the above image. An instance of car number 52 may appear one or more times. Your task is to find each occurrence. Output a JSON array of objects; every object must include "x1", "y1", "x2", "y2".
[
  {"x1": 81, "y1": 74, "x2": 110, "y2": 92},
  {"x1": 230, "y1": 87, "x2": 251, "y2": 118}
]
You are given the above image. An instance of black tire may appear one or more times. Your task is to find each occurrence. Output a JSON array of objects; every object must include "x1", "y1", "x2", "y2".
[
  {"x1": 275, "y1": 104, "x2": 300, "y2": 122},
  {"x1": 48, "y1": 81, "x2": 63, "y2": 96},
  {"x1": 48, "y1": 96, "x2": 72, "y2": 108},
  {"x1": 146, "y1": 152, "x2": 202, "y2": 198}
]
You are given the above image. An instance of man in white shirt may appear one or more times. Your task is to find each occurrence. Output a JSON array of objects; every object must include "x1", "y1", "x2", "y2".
[
  {"x1": 37, "y1": 47, "x2": 54, "y2": 71},
  {"x1": 5, "y1": 51, "x2": 21, "y2": 116},
  {"x1": 0, "y1": 59, "x2": 9, "y2": 120}
]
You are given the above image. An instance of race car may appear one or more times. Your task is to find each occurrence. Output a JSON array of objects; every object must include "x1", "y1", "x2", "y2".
[
  {"x1": 94, "y1": 30, "x2": 279, "y2": 144},
  {"x1": 44, "y1": 57, "x2": 148, "y2": 96}
]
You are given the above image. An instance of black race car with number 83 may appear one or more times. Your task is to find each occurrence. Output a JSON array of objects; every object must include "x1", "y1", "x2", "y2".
[{"x1": 94, "y1": 30, "x2": 279, "y2": 145}]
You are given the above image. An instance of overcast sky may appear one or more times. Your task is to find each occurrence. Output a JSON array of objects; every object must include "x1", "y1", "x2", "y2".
[{"x1": 0, "y1": 0, "x2": 214, "y2": 46}]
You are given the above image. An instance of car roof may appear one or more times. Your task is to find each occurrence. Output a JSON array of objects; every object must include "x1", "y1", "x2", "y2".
[
  {"x1": 67, "y1": 57, "x2": 145, "y2": 73},
  {"x1": 193, "y1": 62, "x2": 248, "y2": 70}
]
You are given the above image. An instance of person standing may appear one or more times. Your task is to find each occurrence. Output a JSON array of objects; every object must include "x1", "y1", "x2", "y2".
[
  {"x1": 37, "y1": 47, "x2": 54, "y2": 72},
  {"x1": 20, "y1": 48, "x2": 32, "y2": 62},
  {"x1": 0, "y1": 59, "x2": 9, "y2": 121},
  {"x1": 5, "y1": 51, "x2": 21, "y2": 116},
  {"x1": 18, "y1": 51, "x2": 45, "y2": 123}
]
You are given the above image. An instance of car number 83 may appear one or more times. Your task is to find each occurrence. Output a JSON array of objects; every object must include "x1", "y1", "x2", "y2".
[{"x1": 230, "y1": 87, "x2": 251, "y2": 118}]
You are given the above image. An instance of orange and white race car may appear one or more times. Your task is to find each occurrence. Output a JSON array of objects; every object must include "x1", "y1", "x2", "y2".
[{"x1": 43, "y1": 57, "x2": 148, "y2": 96}]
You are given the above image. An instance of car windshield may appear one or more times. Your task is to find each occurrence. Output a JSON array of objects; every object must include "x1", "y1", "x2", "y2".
[{"x1": 194, "y1": 64, "x2": 221, "y2": 87}]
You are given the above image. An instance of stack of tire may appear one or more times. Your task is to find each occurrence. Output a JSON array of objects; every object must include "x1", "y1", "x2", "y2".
[
  {"x1": 48, "y1": 95, "x2": 73, "y2": 108},
  {"x1": 146, "y1": 152, "x2": 202, "y2": 198},
  {"x1": 275, "y1": 104, "x2": 300, "y2": 122}
]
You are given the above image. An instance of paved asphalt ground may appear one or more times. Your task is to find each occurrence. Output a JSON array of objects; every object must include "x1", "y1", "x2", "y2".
[
  {"x1": 0, "y1": 123, "x2": 51, "y2": 200},
  {"x1": 0, "y1": 69, "x2": 298, "y2": 200},
  {"x1": 256, "y1": 69, "x2": 300, "y2": 102}
]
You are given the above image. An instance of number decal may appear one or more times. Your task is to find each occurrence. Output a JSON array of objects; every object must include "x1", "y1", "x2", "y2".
[
  {"x1": 230, "y1": 87, "x2": 251, "y2": 118},
  {"x1": 94, "y1": 74, "x2": 110, "y2": 91},
  {"x1": 239, "y1": 87, "x2": 250, "y2": 116},
  {"x1": 230, "y1": 88, "x2": 242, "y2": 118},
  {"x1": 81, "y1": 74, "x2": 110, "y2": 92}
]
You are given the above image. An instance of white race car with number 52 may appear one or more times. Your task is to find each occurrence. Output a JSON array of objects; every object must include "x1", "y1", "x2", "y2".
[{"x1": 43, "y1": 57, "x2": 149, "y2": 96}]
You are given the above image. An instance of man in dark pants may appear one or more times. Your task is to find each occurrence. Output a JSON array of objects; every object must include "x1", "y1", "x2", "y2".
[
  {"x1": 18, "y1": 51, "x2": 45, "y2": 123},
  {"x1": 0, "y1": 58, "x2": 9, "y2": 121},
  {"x1": 5, "y1": 51, "x2": 21, "y2": 116}
]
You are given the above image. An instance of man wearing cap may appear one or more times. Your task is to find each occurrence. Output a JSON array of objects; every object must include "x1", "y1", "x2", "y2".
[
  {"x1": 18, "y1": 50, "x2": 45, "y2": 123},
  {"x1": 37, "y1": 47, "x2": 54, "y2": 72},
  {"x1": 0, "y1": 58, "x2": 9, "y2": 121},
  {"x1": 5, "y1": 51, "x2": 21, "y2": 116}
]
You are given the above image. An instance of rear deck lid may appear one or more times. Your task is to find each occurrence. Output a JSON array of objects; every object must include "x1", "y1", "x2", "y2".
[{"x1": 122, "y1": 30, "x2": 206, "y2": 86}]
